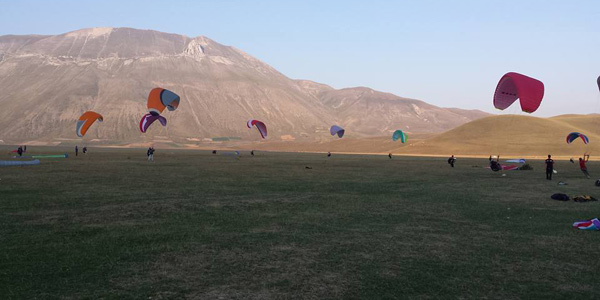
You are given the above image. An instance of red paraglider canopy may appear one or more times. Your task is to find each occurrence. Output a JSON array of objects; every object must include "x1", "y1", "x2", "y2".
[
  {"x1": 493, "y1": 72, "x2": 544, "y2": 113},
  {"x1": 247, "y1": 119, "x2": 267, "y2": 139}
]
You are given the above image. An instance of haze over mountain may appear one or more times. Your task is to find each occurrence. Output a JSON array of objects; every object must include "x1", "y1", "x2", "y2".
[{"x1": 0, "y1": 27, "x2": 488, "y2": 145}]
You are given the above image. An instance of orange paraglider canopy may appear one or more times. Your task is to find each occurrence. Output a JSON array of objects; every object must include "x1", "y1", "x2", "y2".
[
  {"x1": 147, "y1": 88, "x2": 180, "y2": 116},
  {"x1": 76, "y1": 111, "x2": 103, "y2": 137}
]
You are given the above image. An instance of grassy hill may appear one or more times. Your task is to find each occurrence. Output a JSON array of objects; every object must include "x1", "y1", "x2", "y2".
[{"x1": 399, "y1": 114, "x2": 600, "y2": 157}]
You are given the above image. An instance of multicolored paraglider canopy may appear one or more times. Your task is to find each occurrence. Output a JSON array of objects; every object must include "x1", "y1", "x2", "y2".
[
  {"x1": 247, "y1": 119, "x2": 267, "y2": 139},
  {"x1": 566, "y1": 132, "x2": 589, "y2": 144},
  {"x1": 76, "y1": 111, "x2": 103, "y2": 137},
  {"x1": 147, "y1": 88, "x2": 180, "y2": 116},
  {"x1": 392, "y1": 130, "x2": 406, "y2": 143},
  {"x1": 493, "y1": 72, "x2": 544, "y2": 113},
  {"x1": 506, "y1": 159, "x2": 526, "y2": 164},
  {"x1": 140, "y1": 113, "x2": 167, "y2": 133},
  {"x1": 330, "y1": 125, "x2": 345, "y2": 138},
  {"x1": 573, "y1": 218, "x2": 600, "y2": 231}
]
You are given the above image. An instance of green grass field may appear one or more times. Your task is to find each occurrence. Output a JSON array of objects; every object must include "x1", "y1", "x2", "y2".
[{"x1": 2, "y1": 146, "x2": 600, "y2": 299}]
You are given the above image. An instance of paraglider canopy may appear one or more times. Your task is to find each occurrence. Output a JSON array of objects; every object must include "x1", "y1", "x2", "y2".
[
  {"x1": 330, "y1": 125, "x2": 345, "y2": 138},
  {"x1": 493, "y1": 72, "x2": 544, "y2": 113},
  {"x1": 247, "y1": 119, "x2": 267, "y2": 139},
  {"x1": 597, "y1": 76, "x2": 600, "y2": 93},
  {"x1": 140, "y1": 113, "x2": 167, "y2": 133},
  {"x1": 566, "y1": 132, "x2": 589, "y2": 144},
  {"x1": 147, "y1": 88, "x2": 180, "y2": 116},
  {"x1": 392, "y1": 130, "x2": 407, "y2": 143},
  {"x1": 76, "y1": 111, "x2": 103, "y2": 137}
]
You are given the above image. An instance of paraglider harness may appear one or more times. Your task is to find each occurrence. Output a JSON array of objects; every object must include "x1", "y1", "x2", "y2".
[
  {"x1": 447, "y1": 157, "x2": 456, "y2": 165},
  {"x1": 490, "y1": 161, "x2": 502, "y2": 172}
]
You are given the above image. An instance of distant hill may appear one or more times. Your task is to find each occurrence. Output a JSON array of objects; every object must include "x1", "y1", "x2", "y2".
[
  {"x1": 0, "y1": 27, "x2": 488, "y2": 145},
  {"x1": 398, "y1": 114, "x2": 600, "y2": 157}
]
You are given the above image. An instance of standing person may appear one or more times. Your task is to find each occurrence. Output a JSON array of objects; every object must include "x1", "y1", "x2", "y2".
[
  {"x1": 579, "y1": 154, "x2": 590, "y2": 179},
  {"x1": 82, "y1": 147, "x2": 87, "y2": 154},
  {"x1": 75, "y1": 145, "x2": 79, "y2": 156},
  {"x1": 17, "y1": 146, "x2": 23, "y2": 157},
  {"x1": 448, "y1": 155, "x2": 456, "y2": 168},
  {"x1": 545, "y1": 154, "x2": 554, "y2": 180},
  {"x1": 147, "y1": 147, "x2": 155, "y2": 162},
  {"x1": 23, "y1": 145, "x2": 27, "y2": 153},
  {"x1": 388, "y1": 153, "x2": 393, "y2": 159},
  {"x1": 251, "y1": 150, "x2": 255, "y2": 157},
  {"x1": 327, "y1": 152, "x2": 331, "y2": 157}
]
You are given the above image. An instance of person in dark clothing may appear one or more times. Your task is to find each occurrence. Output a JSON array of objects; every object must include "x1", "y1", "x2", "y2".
[
  {"x1": 147, "y1": 147, "x2": 155, "y2": 161},
  {"x1": 251, "y1": 150, "x2": 255, "y2": 157},
  {"x1": 75, "y1": 146, "x2": 79, "y2": 156},
  {"x1": 489, "y1": 155, "x2": 501, "y2": 172},
  {"x1": 17, "y1": 146, "x2": 23, "y2": 157},
  {"x1": 23, "y1": 145, "x2": 27, "y2": 153},
  {"x1": 545, "y1": 154, "x2": 554, "y2": 180},
  {"x1": 327, "y1": 152, "x2": 331, "y2": 157},
  {"x1": 82, "y1": 147, "x2": 87, "y2": 154},
  {"x1": 212, "y1": 150, "x2": 217, "y2": 154},
  {"x1": 388, "y1": 153, "x2": 392, "y2": 159},
  {"x1": 579, "y1": 154, "x2": 590, "y2": 179},
  {"x1": 448, "y1": 155, "x2": 456, "y2": 167}
]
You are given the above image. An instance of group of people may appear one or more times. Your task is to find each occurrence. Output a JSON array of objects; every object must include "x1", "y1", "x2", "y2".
[
  {"x1": 444, "y1": 153, "x2": 592, "y2": 180},
  {"x1": 114, "y1": 148, "x2": 595, "y2": 178},
  {"x1": 74, "y1": 146, "x2": 88, "y2": 156},
  {"x1": 545, "y1": 154, "x2": 590, "y2": 180}
]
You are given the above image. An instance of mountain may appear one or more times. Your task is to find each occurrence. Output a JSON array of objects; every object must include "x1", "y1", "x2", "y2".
[
  {"x1": 311, "y1": 85, "x2": 489, "y2": 134},
  {"x1": 0, "y1": 27, "x2": 488, "y2": 145}
]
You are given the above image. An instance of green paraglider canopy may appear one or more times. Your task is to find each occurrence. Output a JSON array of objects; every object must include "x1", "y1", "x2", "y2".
[{"x1": 392, "y1": 130, "x2": 407, "y2": 143}]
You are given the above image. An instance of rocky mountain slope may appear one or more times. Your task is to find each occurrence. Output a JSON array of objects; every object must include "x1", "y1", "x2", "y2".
[{"x1": 0, "y1": 27, "x2": 488, "y2": 145}]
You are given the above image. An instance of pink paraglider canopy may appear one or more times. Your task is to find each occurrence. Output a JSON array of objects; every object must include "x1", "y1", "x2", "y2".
[{"x1": 493, "y1": 72, "x2": 544, "y2": 113}]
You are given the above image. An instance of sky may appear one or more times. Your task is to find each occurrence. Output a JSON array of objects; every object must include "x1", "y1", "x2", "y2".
[{"x1": 1, "y1": 0, "x2": 599, "y2": 116}]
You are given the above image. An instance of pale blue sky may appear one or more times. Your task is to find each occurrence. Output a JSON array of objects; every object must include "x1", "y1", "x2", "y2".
[{"x1": 1, "y1": 0, "x2": 599, "y2": 116}]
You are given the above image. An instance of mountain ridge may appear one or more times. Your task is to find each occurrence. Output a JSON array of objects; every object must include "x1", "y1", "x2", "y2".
[{"x1": 0, "y1": 27, "x2": 489, "y2": 145}]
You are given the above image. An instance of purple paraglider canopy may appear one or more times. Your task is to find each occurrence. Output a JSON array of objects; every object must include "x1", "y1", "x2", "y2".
[
  {"x1": 140, "y1": 113, "x2": 167, "y2": 133},
  {"x1": 330, "y1": 125, "x2": 345, "y2": 138}
]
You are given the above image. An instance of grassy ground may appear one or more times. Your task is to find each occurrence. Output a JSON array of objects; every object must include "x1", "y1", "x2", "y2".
[{"x1": 1, "y1": 146, "x2": 600, "y2": 299}]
